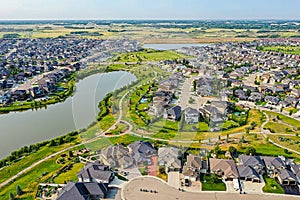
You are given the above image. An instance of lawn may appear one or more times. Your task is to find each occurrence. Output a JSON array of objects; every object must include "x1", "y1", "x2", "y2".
[
  {"x1": 261, "y1": 46, "x2": 300, "y2": 55},
  {"x1": 262, "y1": 176, "x2": 284, "y2": 194},
  {"x1": 200, "y1": 174, "x2": 226, "y2": 191},
  {"x1": 238, "y1": 139, "x2": 300, "y2": 161},
  {"x1": 268, "y1": 135, "x2": 300, "y2": 153},
  {"x1": 264, "y1": 122, "x2": 295, "y2": 134},
  {"x1": 53, "y1": 163, "x2": 85, "y2": 184},
  {"x1": 265, "y1": 111, "x2": 300, "y2": 130},
  {"x1": 0, "y1": 138, "x2": 80, "y2": 184},
  {"x1": 110, "y1": 49, "x2": 186, "y2": 62},
  {"x1": 0, "y1": 154, "x2": 68, "y2": 199}
]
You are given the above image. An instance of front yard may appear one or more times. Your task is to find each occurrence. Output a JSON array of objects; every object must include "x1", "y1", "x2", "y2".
[
  {"x1": 262, "y1": 176, "x2": 284, "y2": 194},
  {"x1": 200, "y1": 174, "x2": 226, "y2": 191}
]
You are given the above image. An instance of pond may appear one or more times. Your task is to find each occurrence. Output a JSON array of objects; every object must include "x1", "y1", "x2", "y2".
[{"x1": 0, "y1": 71, "x2": 137, "y2": 159}]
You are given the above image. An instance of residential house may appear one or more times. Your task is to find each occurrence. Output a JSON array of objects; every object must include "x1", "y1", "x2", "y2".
[
  {"x1": 235, "y1": 89, "x2": 248, "y2": 100},
  {"x1": 248, "y1": 92, "x2": 263, "y2": 102},
  {"x1": 238, "y1": 155, "x2": 265, "y2": 175},
  {"x1": 77, "y1": 162, "x2": 114, "y2": 184},
  {"x1": 209, "y1": 158, "x2": 239, "y2": 180},
  {"x1": 163, "y1": 106, "x2": 182, "y2": 121},
  {"x1": 278, "y1": 169, "x2": 297, "y2": 185},
  {"x1": 237, "y1": 165, "x2": 261, "y2": 182},
  {"x1": 182, "y1": 154, "x2": 203, "y2": 182},
  {"x1": 57, "y1": 182, "x2": 108, "y2": 200},
  {"x1": 99, "y1": 145, "x2": 134, "y2": 169},
  {"x1": 261, "y1": 156, "x2": 286, "y2": 177},
  {"x1": 265, "y1": 96, "x2": 280, "y2": 105},
  {"x1": 158, "y1": 147, "x2": 181, "y2": 172},
  {"x1": 129, "y1": 141, "x2": 157, "y2": 166},
  {"x1": 290, "y1": 164, "x2": 300, "y2": 184},
  {"x1": 184, "y1": 107, "x2": 199, "y2": 124}
]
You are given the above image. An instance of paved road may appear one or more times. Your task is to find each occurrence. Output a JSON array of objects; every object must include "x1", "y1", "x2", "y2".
[{"x1": 122, "y1": 176, "x2": 300, "y2": 200}]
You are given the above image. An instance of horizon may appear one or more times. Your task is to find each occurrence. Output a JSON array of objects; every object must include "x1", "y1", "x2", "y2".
[{"x1": 1, "y1": 0, "x2": 300, "y2": 20}]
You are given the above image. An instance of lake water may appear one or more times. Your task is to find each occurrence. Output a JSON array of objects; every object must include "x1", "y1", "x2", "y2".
[
  {"x1": 143, "y1": 43, "x2": 208, "y2": 50},
  {"x1": 0, "y1": 71, "x2": 136, "y2": 159}
]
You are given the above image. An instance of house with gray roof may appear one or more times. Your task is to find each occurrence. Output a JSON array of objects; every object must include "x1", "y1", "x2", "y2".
[
  {"x1": 278, "y1": 169, "x2": 297, "y2": 186},
  {"x1": 57, "y1": 182, "x2": 108, "y2": 200},
  {"x1": 129, "y1": 141, "x2": 157, "y2": 166},
  {"x1": 163, "y1": 105, "x2": 182, "y2": 121},
  {"x1": 261, "y1": 156, "x2": 286, "y2": 177},
  {"x1": 77, "y1": 162, "x2": 114, "y2": 184},
  {"x1": 290, "y1": 164, "x2": 300, "y2": 184},
  {"x1": 238, "y1": 155, "x2": 265, "y2": 175},
  {"x1": 99, "y1": 145, "x2": 134, "y2": 169},
  {"x1": 184, "y1": 107, "x2": 199, "y2": 124},
  {"x1": 248, "y1": 92, "x2": 263, "y2": 102},
  {"x1": 237, "y1": 165, "x2": 261, "y2": 182}
]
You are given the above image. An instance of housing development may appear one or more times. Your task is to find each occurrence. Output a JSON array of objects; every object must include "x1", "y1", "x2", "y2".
[{"x1": 0, "y1": 19, "x2": 300, "y2": 200}]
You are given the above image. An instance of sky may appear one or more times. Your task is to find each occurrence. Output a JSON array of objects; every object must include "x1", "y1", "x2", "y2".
[{"x1": 0, "y1": 0, "x2": 299, "y2": 20}]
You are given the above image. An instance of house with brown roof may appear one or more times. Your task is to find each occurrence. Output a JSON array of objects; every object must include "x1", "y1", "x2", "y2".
[
  {"x1": 209, "y1": 158, "x2": 239, "y2": 181},
  {"x1": 182, "y1": 154, "x2": 203, "y2": 182}
]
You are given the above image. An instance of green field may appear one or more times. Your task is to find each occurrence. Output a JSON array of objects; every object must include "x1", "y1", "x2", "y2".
[
  {"x1": 53, "y1": 163, "x2": 85, "y2": 184},
  {"x1": 261, "y1": 46, "x2": 300, "y2": 55},
  {"x1": 110, "y1": 49, "x2": 186, "y2": 62},
  {"x1": 264, "y1": 111, "x2": 300, "y2": 130},
  {"x1": 264, "y1": 122, "x2": 295, "y2": 134},
  {"x1": 0, "y1": 137, "x2": 80, "y2": 184}
]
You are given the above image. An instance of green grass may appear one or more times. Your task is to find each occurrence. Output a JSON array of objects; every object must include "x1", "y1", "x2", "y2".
[
  {"x1": 221, "y1": 120, "x2": 239, "y2": 130},
  {"x1": 0, "y1": 155, "x2": 67, "y2": 199},
  {"x1": 200, "y1": 174, "x2": 226, "y2": 191},
  {"x1": 53, "y1": 163, "x2": 85, "y2": 184},
  {"x1": 268, "y1": 135, "x2": 300, "y2": 153},
  {"x1": 238, "y1": 140, "x2": 300, "y2": 161},
  {"x1": 265, "y1": 111, "x2": 300, "y2": 130},
  {"x1": 183, "y1": 122, "x2": 209, "y2": 132},
  {"x1": 0, "y1": 138, "x2": 80, "y2": 184},
  {"x1": 263, "y1": 176, "x2": 285, "y2": 194},
  {"x1": 264, "y1": 122, "x2": 295, "y2": 133},
  {"x1": 110, "y1": 49, "x2": 186, "y2": 62},
  {"x1": 261, "y1": 46, "x2": 300, "y2": 55}
]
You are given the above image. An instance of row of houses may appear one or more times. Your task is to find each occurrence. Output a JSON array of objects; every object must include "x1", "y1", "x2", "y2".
[{"x1": 0, "y1": 38, "x2": 141, "y2": 104}]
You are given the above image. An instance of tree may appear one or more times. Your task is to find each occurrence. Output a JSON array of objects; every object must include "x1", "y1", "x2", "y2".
[
  {"x1": 229, "y1": 146, "x2": 237, "y2": 155},
  {"x1": 9, "y1": 192, "x2": 15, "y2": 200},
  {"x1": 214, "y1": 145, "x2": 222, "y2": 156},
  {"x1": 48, "y1": 139, "x2": 56, "y2": 147},
  {"x1": 245, "y1": 146, "x2": 256, "y2": 155},
  {"x1": 68, "y1": 150, "x2": 73, "y2": 158},
  {"x1": 241, "y1": 135, "x2": 245, "y2": 143},
  {"x1": 58, "y1": 137, "x2": 64, "y2": 145},
  {"x1": 193, "y1": 80, "x2": 197, "y2": 91},
  {"x1": 226, "y1": 134, "x2": 229, "y2": 143},
  {"x1": 16, "y1": 185, "x2": 23, "y2": 196}
]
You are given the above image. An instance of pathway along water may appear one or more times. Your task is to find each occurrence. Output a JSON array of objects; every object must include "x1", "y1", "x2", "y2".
[{"x1": 0, "y1": 71, "x2": 136, "y2": 159}]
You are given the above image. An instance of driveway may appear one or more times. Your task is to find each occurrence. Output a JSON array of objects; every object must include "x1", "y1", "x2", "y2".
[
  {"x1": 240, "y1": 178, "x2": 265, "y2": 194},
  {"x1": 168, "y1": 171, "x2": 180, "y2": 188},
  {"x1": 125, "y1": 166, "x2": 142, "y2": 180}
]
